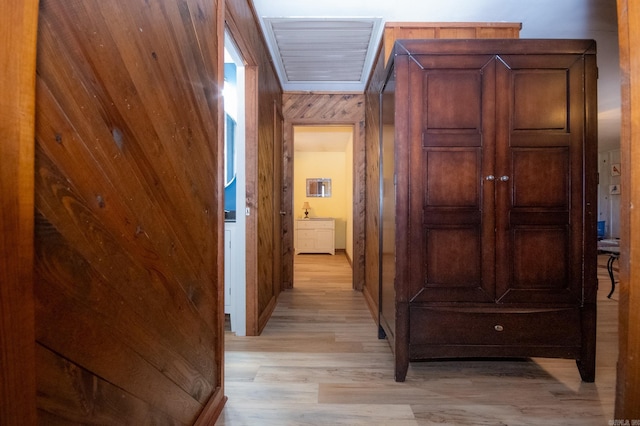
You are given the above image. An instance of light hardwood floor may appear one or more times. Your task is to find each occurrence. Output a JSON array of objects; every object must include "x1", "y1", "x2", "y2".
[{"x1": 217, "y1": 253, "x2": 618, "y2": 425}]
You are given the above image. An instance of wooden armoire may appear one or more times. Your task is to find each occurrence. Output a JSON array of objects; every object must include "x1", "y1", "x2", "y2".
[{"x1": 379, "y1": 39, "x2": 598, "y2": 382}]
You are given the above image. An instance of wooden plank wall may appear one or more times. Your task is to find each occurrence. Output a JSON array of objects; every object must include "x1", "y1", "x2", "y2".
[
  {"x1": 225, "y1": 0, "x2": 284, "y2": 336},
  {"x1": 282, "y1": 93, "x2": 367, "y2": 293},
  {"x1": 616, "y1": 0, "x2": 640, "y2": 419},
  {"x1": 0, "y1": 1, "x2": 39, "y2": 424},
  {"x1": 34, "y1": 0, "x2": 225, "y2": 423}
]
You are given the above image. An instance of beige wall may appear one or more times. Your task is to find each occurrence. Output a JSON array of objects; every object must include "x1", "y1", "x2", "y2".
[{"x1": 294, "y1": 151, "x2": 349, "y2": 249}]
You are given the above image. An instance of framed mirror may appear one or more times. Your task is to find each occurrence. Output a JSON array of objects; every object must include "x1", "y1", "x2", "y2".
[{"x1": 306, "y1": 178, "x2": 331, "y2": 197}]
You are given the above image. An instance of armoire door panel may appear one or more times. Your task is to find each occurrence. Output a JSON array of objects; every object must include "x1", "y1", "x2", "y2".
[
  {"x1": 499, "y1": 227, "x2": 580, "y2": 305},
  {"x1": 512, "y1": 228, "x2": 569, "y2": 289},
  {"x1": 495, "y1": 51, "x2": 585, "y2": 306},
  {"x1": 512, "y1": 148, "x2": 570, "y2": 208},
  {"x1": 414, "y1": 55, "x2": 494, "y2": 137},
  {"x1": 500, "y1": 54, "x2": 584, "y2": 139},
  {"x1": 411, "y1": 56, "x2": 496, "y2": 305},
  {"x1": 425, "y1": 149, "x2": 480, "y2": 207},
  {"x1": 414, "y1": 223, "x2": 493, "y2": 302},
  {"x1": 422, "y1": 70, "x2": 485, "y2": 148},
  {"x1": 511, "y1": 70, "x2": 569, "y2": 131},
  {"x1": 424, "y1": 227, "x2": 482, "y2": 287},
  {"x1": 424, "y1": 71, "x2": 482, "y2": 130}
]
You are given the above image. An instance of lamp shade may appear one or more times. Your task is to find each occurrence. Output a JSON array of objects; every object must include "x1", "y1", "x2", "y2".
[{"x1": 302, "y1": 202, "x2": 311, "y2": 209}]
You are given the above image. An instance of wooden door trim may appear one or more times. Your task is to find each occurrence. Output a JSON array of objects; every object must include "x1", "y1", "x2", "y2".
[
  {"x1": 224, "y1": 12, "x2": 262, "y2": 336},
  {"x1": 0, "y1": 1, "x2": 38, "y2": 424},
  {"x1": 616, "y1": 0, "x2": 640, "y2": 417},
  {"x1": 281, "y1": 120, "x2": 294, "y2": 290},
  {"x1": 273, "y1": 101, "x2": 284, "y2": 293},
  {"x1": 244, "y1": 65, "x2": 259, "y2": 335}
]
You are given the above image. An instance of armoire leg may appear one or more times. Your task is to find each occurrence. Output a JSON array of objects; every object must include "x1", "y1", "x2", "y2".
[
  {"x1": 378, "y1": 324, "x2": 387, "y2": 339},
  {"x1": 577, "y1": 304, "x2": 597, "y2": 382},
  {"x1": 577, "y1": 358, "x2": 595, "y2": 382},
  {"x1": 395, "y1": 356, "x2": 408, "y2": 382}
]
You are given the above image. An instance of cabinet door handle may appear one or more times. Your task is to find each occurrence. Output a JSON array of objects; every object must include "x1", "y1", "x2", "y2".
[
  {"x1": 499, "y1": 175, "x2": 510, "y2": 182},
  {"x1": 485, "y1": 175, "x2": 495, "y2": 181}
]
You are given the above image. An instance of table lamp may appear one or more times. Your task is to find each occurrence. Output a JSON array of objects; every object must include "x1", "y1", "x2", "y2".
[{"x1": 302, "y1": 202, "x2": 311, "y2": 219}]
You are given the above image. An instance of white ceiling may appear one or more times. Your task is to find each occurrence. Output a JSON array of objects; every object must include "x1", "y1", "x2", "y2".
[{"x1": 251, "y1": 0, "x2": 621, "y2": 152}]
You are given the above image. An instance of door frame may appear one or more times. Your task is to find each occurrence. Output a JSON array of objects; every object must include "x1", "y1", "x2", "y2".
[
  {"x1": 282, "y1": 117, "x2": 365, "y2": 291},
  {"x1": 0, "y1": 1, "x2": 38, "y2": 423},
  {"x1": 615, "y1": 0, "x2": 640, "y2": 416},
  {"x1": 273, "y1": 102, "x2": 285, "y2": 293},
  {"x1": 223, "y1": 11, "x2": 263, "y2": 335}
]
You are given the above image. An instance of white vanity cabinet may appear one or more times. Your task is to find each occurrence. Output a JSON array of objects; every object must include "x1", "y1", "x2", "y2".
[{"x1": 295, "y1": 218, "x2": 335, "y2": 255}]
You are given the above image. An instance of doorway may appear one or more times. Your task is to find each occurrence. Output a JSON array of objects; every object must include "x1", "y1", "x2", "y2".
[
  {"x1": 292, "y1": 125, "x2": 355, "y2": 281},
  {"x1": 223, "y1": 32, "x2": 247, "y2": 336}
]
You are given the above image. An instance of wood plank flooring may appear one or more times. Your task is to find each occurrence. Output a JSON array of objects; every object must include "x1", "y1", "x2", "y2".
[{"x1": 217, "y1": 253, "x2": 618, "y2": 425}]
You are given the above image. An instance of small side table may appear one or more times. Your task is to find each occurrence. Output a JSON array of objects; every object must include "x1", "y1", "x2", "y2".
[{"x1": 598, "y1": 239, "x2": 620, "y2": 298}]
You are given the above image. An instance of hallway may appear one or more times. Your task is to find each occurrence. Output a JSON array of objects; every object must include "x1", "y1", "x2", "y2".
[{"x1": 218, "y1": 253, "x2": 617, "y2": 425}]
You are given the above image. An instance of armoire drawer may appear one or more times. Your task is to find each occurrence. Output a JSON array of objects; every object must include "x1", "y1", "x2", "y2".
[{"x1": 409, "y1": 306, "x2": 582, "y2": 348}]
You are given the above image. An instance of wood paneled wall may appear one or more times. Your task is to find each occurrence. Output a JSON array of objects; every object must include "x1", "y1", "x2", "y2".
[
  {"x1": 225, "y1": 0, "x2": 284, "y2": 336},
  {"x1": 0, "y1": 1, "x2": 39, "y2": 424},
  {"x1": 282, "y1": 93, "x2": 366, "y2": 293},
  {"x1": 616, "y1": 0, "x2": 640, "y2": 418},
  {"x1": 34, "y1": 0, "x2": 225, "y2": 423}
]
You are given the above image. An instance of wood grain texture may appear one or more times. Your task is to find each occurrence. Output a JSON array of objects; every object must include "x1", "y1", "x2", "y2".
[
  {"x1": 282, "y1": 93, "x2": 366, "y2": 293},
  {"x1": 0, "y1": 0, "x2": 39, "y2": 424},
  {"x1": 385, "y1": 39, "x2": 597, "y2": 382},
  {"x1": 34, "y1": 0, "x2": 225, "y2": 422},
  {"x1": 36, "y1": 344, "x2": 184, "y2": 425},
  {"x1": 282, "y1": 120, "x2": 295, "y2": 290},
  {"x1": 615, "y1": 0, "x2": 640, "y2": 418},
  {"x1": 365, "y1": 22, "x2": 525, "y2": 335},
  {"x1": 219, "y1": 253, "x2": 617, "y2": 425},
  {"x1": 363, "y1": 43, "x2": 387, "y2": 320},
  {"x1": 383, "y1": 22, "x2": 521, "y2": 65},
  {"x1": 225, "y1": 0, "x2": 284, "y2": 336},
  {"x1": 273, "y1": 102, "x2": 284, "y2": 292},
  {"x1": 244, "y1": 68, "x2": 260, "y2": 336}
]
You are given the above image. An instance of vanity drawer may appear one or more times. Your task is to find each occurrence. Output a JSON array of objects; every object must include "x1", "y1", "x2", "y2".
[{"x1": 409, "y1": 306, "x2": 581, "y2": 348}]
